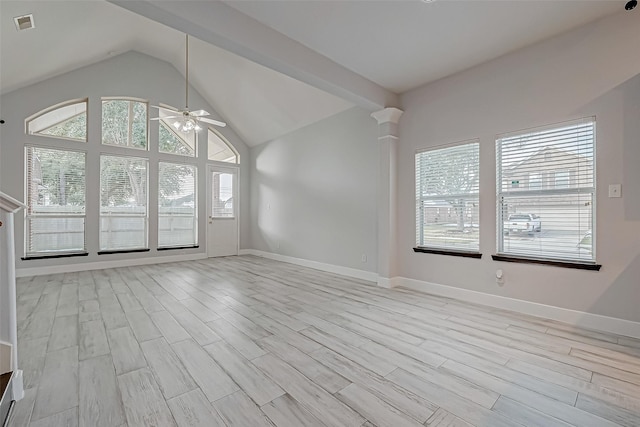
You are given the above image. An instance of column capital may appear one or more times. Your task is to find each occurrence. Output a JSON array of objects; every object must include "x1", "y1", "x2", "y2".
[{"x1": 371, "y1": 107, "x2": 403, "y2": 125}]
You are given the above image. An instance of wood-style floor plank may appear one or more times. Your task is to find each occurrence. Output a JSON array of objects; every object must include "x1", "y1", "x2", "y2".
[
  {"x1": 118, "y1": 368, "x2": 176, "y2": 427},
  {"x1": 166, "y1": 389, "x2": 226, "y2": 427},
  {"x1": 171, "y1": 339, "x2": 239, "y2": 402},
  {"x1": 15, "y1": 255, "x2": 640, "y2": 427},
  {"x1": 79, "y1": 354, "x2": 126, "y2": 427}
]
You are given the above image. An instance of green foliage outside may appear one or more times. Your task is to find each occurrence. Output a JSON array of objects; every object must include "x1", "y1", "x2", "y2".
[
  {"x1": 29, "y1": 148, "x2": 85, "y2": 208},
  {"x1": 31, "y1": 101, "x2": 195, "y2": 212},
  {"x1": 38, "y1": 113, "x2": 87, "y2": 141},
  {"x1": 102, "y1": 100, "x2": 147, "y2": 149},
  {"x1": 159, "y1": 122, "x2": 194, "y2": 156},
  {"x1": 417, "y1": 144, "x2": 479, "y2": 231}
]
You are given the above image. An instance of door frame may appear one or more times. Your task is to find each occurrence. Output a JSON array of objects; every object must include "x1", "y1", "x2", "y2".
[{"x1": 206, "y1": 163, "x2": 240, "y2": 257}]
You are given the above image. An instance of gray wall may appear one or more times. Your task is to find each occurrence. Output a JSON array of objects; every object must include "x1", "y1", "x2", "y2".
[
  {"x1": 398, "y1": 11, "x2": 640, "y2": 322},
  {"x1": 0, "y1": 51, "x2": 251, "y2": 271},
  {"x1": 249, "y1": 107, "x2": 378, "y2": 273}
]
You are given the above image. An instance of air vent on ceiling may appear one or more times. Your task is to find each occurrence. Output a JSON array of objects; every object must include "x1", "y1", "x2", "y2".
[{"x1": 14, "y1": 14, "x2": 35, "y2": 31}]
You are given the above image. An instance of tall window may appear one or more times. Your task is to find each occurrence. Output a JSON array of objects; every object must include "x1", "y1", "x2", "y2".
[
  {"x1": 415, "y1": 140, "x2": 480, "y2": 252},
  {"x1": 25, "y1": 147, "x2": 86, "y2": 256},
  {"x1": 26, "y1": 99, "x2": 87, "y2": 142},
  {"x1": 100, "y1": 155, "x2": 148, "y2": 251},
  {"x1": 208, "y1": 128, "x2": 238, "y2": 163},
  {"x1": 158, "y1": 163, "x2": 197, "y2": 247},
  {"x1": 497, "y1": 118, "x2": 595, "y2": 262},
  {"x1": 211, "y1": 172, "x2": 235, "y2": 218},
  {"x1": 102, "y1": 98, "x2": 148, "y2": 149}
]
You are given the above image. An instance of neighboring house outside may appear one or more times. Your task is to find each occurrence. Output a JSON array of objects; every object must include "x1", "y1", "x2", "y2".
[{"x1": 501, "y1": 146, "x2": 593, "y2": 232}]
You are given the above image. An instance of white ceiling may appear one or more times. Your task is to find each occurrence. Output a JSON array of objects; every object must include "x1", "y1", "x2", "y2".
[
  {"x1": 0, "y1": 1, "x2": 353, "y2": 146},
  {"x1": 227, "y1": 0, "x2": 621, "y2": 93},
  {"x1": 1, "y1": 0, "x2": 623, "y2": 146}
]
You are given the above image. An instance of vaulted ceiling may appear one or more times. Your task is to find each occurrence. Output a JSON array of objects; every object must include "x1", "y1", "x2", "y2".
[{"x1": 0, "y1": 0, "x2": 623, "y2": 146}]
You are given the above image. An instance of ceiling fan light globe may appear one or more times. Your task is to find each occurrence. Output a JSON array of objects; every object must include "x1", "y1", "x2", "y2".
[{"x1": 173, "y1": 120, "x2": 182, "y2": 129}]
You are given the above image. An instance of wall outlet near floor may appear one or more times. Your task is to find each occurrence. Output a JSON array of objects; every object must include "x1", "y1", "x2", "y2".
[
  {"x1": 361, "y1": 254, "x2": 367, "y2": 263},
  {"x1": 496, "y1": 269, "x2": 505, "y2": 286}
]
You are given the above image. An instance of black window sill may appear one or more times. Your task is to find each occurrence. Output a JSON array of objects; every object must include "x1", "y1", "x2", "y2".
[
  {"x1": 22, "y1": 252, "x2": 89, "y2": 261},
  {"x1": 413, "y1": 247, "x2": 482, "y2": 259},
  {"x1": 98, "y1": 248, "x2": 150, "y2": 255},
  {"x1": 157, "y1": 245, "x2": 199, "y2": 251},
  {"x1": 492, "y1": 254, "x2": 601, "y2": 271}
]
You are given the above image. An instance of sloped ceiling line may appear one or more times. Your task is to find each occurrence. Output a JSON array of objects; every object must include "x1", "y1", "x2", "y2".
[{"x1": 108, "y1": 0, "x2": 398, "y2": 111}]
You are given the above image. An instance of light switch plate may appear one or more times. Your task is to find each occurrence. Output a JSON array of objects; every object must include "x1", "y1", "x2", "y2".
[{"x1": 608, "y1": 184, "x2": 622, "y2": 198}]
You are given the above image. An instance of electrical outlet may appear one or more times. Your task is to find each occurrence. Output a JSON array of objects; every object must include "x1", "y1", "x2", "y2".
[
  {"x1": 608, "y1": 184, "x2": 622, "y2": 198},
  {"x1": 496, "y1": 269, "x2": 505, "y2": 286}
]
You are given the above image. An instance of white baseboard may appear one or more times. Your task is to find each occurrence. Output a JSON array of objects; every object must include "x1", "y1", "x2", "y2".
[
  {"x1": 397, "y1": 276, "x2": 640, "y2": 339},
  {"x1": 16, "y1": 253, "x2": 208, "y2": 277},
  {"x1": 241, "y1": 249, "x2": 378, "y2": 283}
]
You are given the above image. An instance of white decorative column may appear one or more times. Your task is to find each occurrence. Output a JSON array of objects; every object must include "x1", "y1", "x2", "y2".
[
  {"x1": 371, "y1": 108, "x2": 403, "y2": 288},
  {"x1": 0, "y1": 191, "x2": 26, "y2": 400}
]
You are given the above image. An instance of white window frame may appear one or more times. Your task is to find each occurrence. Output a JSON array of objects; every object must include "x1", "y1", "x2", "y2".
[
  {"x1": 99, "y1": 154, "x2": 149, "y2": 251},
  {"x1": 496, "y1": 117, "x2": 596, "y2": 263},
  {"x1": 24, "y1": 145, "x2": 87, "y2": 256},
  {"x1": 101, "y1": 97, "x2": 149, "y2": 151},
  {"x1": 158, "y1": 162, "x2": 198, "y2": 248},
  {"x1": 415, "y1": 139, "x2": 480, "y2": 252}
]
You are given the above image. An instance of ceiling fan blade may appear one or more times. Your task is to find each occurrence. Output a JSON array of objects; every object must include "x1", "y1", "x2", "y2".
[
  {"x1": 152, "y1": 105, "x2": 180, "y2": 113},
  {"x1": 190, "y1": 109, "x2": 210, "y2": 117},
  {"x1": 150, "y1": 115, "x2": 182, "y2": 121},
  {"x1": 199, "y1": 117, "x2": 227, "y2": 127}
]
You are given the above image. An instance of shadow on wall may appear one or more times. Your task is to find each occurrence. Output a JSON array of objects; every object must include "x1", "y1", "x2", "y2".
[{"x1": 589, "y1": 252, "x2": 640, "y2": 325}]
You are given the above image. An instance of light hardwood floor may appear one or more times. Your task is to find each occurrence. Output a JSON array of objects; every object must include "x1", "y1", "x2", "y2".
[{"x1": 10, "y1": 255, "x2": 640, "y2": 427}]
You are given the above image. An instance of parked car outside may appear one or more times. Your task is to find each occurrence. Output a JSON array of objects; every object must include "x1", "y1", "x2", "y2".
[{"x1": 504, "y1": 213, "x2": 541, "y2": 235}]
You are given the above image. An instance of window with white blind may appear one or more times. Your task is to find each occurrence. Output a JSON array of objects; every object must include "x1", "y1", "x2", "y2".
[
  {"x1": 100, "y1": 155, "x2": 148, "y2": 251},
  {"x1": 415, "y1": 140, "x2": 480, "y2": 252},
  {"x1": 497, "y1": 117, "x2": 595, "y2": 262},
  {"x1": 158, "y1": 162, "x2": 197, "y2": 247},
  {"x1": 102, "y1": 98, "x2": 148, "y2": 150},
  {"x1": 25, "y1": 147, "x2": 86, "y2": 256}
]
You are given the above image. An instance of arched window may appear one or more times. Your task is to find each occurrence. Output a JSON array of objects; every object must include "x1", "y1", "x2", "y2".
[
  {"x1": 208, "y1": 128, "x2": 239, "y2": 164},
  {"x1": 158, "y1": 106, "x2": 196, "y2": 157},
  {"x1": 26, "y1": 99, "x2": 87, "y2": 142}
]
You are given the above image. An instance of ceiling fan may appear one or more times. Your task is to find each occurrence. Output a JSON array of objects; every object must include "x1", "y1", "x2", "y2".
[{"x1": 151, "y1": 34, "x2": 226, "y2": 132}]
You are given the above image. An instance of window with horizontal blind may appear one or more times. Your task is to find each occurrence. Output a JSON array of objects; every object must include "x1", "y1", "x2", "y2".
[
  {"x1": 497, "y1": 117, "x2": 595, "y2": 262},
  {"x1": 158, "y1": 162, "x2": 197, "y2": 247},
  {"x1": 102, "y1": 98, "x2": 148, "y2": 150},
  {"x1": 26, "y1": 99, "x2": 87, "y2": 142},
  {"x1": 25, "y1": 147, "x2": 86, "y2": 256},
  {"x1": 415, "y1": 140, "x2": 480, "y2": 252},
  {"x1": 100, "y1": 155, "x2": 148, "y2": 251}
]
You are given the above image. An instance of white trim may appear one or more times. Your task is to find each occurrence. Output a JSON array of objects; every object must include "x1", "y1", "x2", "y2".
[
  {"x1": 242, "y1": 249, "x2": 378, "y2": 283},
  {"x1": 371, "y1": 107, "x2": 403, "y2": 125},
  {"x1": 16, "y1": 253, "x2": 207, "y2": 277},
  {"x1": 397, "y1": 276, "x2": 640, "y2": 339},
  {"x1": 0, "y1": 192, "x2": 26, "y2": 213},
  {"x1": 376, "y1": 277, "x2": 402, "y2": 288}
]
